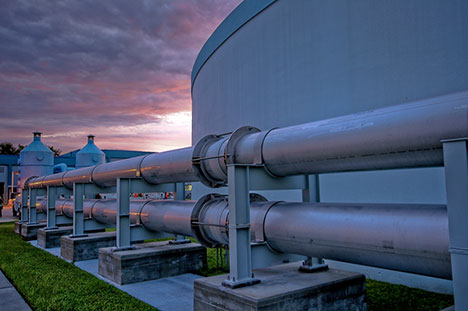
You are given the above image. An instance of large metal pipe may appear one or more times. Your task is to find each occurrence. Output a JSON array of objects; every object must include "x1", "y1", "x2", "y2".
[
  {"x1": 27, "y1": 91, "x2": 468, "y2": 189},
  {"x1": 194, "y1": 91, "x2": 468, "y2": 186},
  {"x1": 264, "y1": 202, "x2": 450, "y2": 280},
  {"x1": 191, "y1": 196, "x2": 451, "y2": 279},
  {"x1": 28, "y1": 147, "x2": 198, "y2": 189},
  {"x1": 37, "y1": 198, "x2": 195, "y2": 235},
  {"x1": 38, "y1": 196, "x2": 451, "y2": 279},
  {"x1": 38, "y1": 197, "x2": 197, "y2": 237}
]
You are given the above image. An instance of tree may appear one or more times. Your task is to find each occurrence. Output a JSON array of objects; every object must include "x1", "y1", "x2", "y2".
[
  {"x1": 0, "y1": 142, "x2": 60, "y2": 156},
  {"x1": 0, "y1": 143, "x2": 23, "y2": 155},
  {"x1": 48, "y1": 145, "x2": 61, "y2": 157}
]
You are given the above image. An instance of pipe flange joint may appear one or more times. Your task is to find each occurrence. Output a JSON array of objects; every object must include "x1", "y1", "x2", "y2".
[
  {"x1": 89, "y1": 164, "x2": 102, "y2": 185},
  {"x1": 255, "y1": 127, "x2": 280, "y2": 177},
  {"x1": 137, "y1": 199, "x2": 154, "y2": 226},
  {"x1": 190, "y1": 193, "x2": 226, "y2": 247},
  {"x1": 251, "y1": 200, "x2": 282, "y2": 245},
  {"x1": 135, "y1": 153, "x2": 152, "y2": 183},
  {"x1": 192, "y1": 134, "x2": 229, "y2": 188},
  {"x1": 225, "y1": 126, "x2": 261, "y2": 165}
]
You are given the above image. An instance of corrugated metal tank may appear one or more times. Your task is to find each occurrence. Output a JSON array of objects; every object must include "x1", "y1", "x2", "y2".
[
  {"x1": 18, "y1": 132, "x2": 54, "y2": 189},
  {"x1": 75, "y1": 135, "x2": 106, "y2": 169},
  {"x1": 191, "y1": 0, "x2": 468, "y2": 204}
]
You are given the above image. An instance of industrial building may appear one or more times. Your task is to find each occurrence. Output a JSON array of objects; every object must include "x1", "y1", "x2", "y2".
[
  {"x1": 7, "y1": 1, "x2": 468, "y2": 310},
  {"x1": 191, "y1": 0, "x2": 467, "y2": 204},
  {"x1": 0, "y1": 133, "x2": 150, "y2": 203}
]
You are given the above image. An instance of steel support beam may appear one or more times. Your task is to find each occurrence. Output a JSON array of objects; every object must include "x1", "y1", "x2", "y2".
[
  {"x1": 116, "y1": 178, "x2": 131, "y2": 249},
  {"x1": 84, "y1": 218, "x2": 108, "y2": 231},
  {"x1": 56, "y1": 215, "x2": 71, "y2": 225},
  {"x1": 299, "y1": 175, "x2": 328, "y2": 272},
  {"x1": 28, "y1": 188, "x2": 38, "y2": 224},
  {"x1": 72, "y1": 183, "x2": 86, "y2": 237},
  {"x1": 56, "y1": 186, "x2": 72, "y2": 197},
  {"x1": 173, "y1": 182, "x2": 190, "y2": 244},
  {"x1": 45, "y1": 186, "x2": 58, "y2": 230},
  {"x1": 56, "y1": 186, "x2": 72, "y2": 226},
  {"x1": 114, "y1": 178, "x2": 186, "y2": 248},
  {"x1": 20, "y1": 189, "x2": 29, "y2": 223},
  {"x1": 70, "y1": 183, "x2": 114, "y2": 237},
  {"x1": 223, "y1": 165, "x2": 260, "y2": 288},
  {"x1": 442, "y1": 138, "x2": 468, "y2": 311},
  {"x1": 131, "y1": 225, "x2": 173, "y2": 242}
]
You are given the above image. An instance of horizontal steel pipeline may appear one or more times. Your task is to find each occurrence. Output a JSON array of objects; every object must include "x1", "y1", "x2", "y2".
[
  {"x1": 37, "y1": 197, "x2": 451, "y2": 279},
  {"x1": 194, "y1": 91, "x2": 468, "y2": 186},
  {"x1": 28, "y1": 147, "x2": 198, "y2": 189},
  {"x1": 28, "y1": 90, "x2": 468, "y2": 189},
  {"x1": 36, "y1": 198, "x2": 196, "y2": 237}
]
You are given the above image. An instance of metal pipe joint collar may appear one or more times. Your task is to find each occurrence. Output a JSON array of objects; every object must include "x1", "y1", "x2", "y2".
[
  {"x1": 192, "y1": 126, "x2": 274, "y2": 188},
  {"x1": 190, "y1": 193, "x2": 268, "y2": 247}
]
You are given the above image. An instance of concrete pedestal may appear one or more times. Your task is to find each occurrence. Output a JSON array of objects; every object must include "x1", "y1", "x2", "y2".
[
  {"x1": 14, "y1": 222, "x2": 23, "y2": 235},
  {"x1": 20, "y1": 223, "x2": 46, "y2": 240},
  {"x1": 98, "y1": 241, "x2": 207, "y2": 285},
  {"x1": 37, "y1": 226, "x2": 73, "y2": 248},
  {"x1": 194, "y1": 262, "x2": 366, "y2": 311},
  {"x1": 60, "y1": 232, "x2": 116, "y2": 262}
]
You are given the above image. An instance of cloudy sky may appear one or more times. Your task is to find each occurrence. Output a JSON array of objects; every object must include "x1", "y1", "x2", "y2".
[{"x1": 0, "y1": 0, "x2": 241, "y2": 153}]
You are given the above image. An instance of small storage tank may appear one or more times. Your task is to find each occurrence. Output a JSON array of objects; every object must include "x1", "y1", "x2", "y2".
[
  {"x1": 75, "y1": 135, "x2": 106, "y2": 169},
  {"x1": 18, "y1": 132, "x2": 54, "y2": 189}
]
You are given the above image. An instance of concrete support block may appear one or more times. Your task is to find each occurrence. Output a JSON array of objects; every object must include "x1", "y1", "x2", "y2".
[
  {"x1": 98, "y1": 241, "x2": 207, "y2": 285},
  {"x1": 14, "y1": 222, "x2": 22, "y2": 235},
  {"x1": 194, "y1": 262, "x2": 366, "y2": 311},
  {"x1": 37, "y1": 226, "x2": 73, "y2": 248},
  {"x1": 60, "y1": 232, "x2": 116, "y2": 262},
  {"x1": 20, "y1": 223, "x2": 46, "y2": 240}
]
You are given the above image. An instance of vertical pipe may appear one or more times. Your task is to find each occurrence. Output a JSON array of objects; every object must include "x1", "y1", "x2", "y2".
[
  {"x1": 223, "y1": 165, "x2": 259, "y2": 288},
  {"x1": 117, "y1": 178, "x2": 131, "y2": 249},
  {"x1": 20, "y1": 189, "x2": 29, "y2": 222},
  {"x1": 46, "y1": 186, "x2": 57, "y2": 229},
  {"x1": 442, "y1": 138, "x2": 468, "y2": 311},
  {"x1": 72, "y1": 183, "x2": 85, "y2": 236},
  {"x1": 28, "y1": 188, "x2": 37, "y2": 224}
]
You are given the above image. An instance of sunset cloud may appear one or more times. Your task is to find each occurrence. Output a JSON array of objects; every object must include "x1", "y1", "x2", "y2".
[{"x1": 0, "y1": 0, "x2": 241, "y2": 153}]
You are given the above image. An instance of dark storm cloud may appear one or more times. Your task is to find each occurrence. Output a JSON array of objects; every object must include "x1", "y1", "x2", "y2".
[{"x1": 0, "y1": 0, "x2": 241, "y2": 152}]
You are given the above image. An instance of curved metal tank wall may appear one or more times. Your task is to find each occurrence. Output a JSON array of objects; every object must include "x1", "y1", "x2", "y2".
[
  {"x1": 191, "y1": 0, "x2": 468, "y2": 204},
  {"x1": 18, "y1": 132, "x2": 54, "y2": 189},
  {"x1": 75, "y1": 135, "x2": 106, "y2": 169}
]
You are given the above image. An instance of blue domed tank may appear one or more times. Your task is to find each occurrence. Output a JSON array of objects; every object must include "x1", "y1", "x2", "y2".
[
  {"x1": 18, "y1": 132, "x2": 54, "y2": 189},
  {"x1": 75, "y1": 135, "x2": 106, "y2": 168}
]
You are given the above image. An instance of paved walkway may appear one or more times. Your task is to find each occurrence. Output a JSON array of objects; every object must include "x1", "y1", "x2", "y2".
[
  {"x1": 0, "y1": 271, "x2": 31, "y2": 311},
  {"x1": 29, "y1": 240, "x2": 201, "y2": 311}
]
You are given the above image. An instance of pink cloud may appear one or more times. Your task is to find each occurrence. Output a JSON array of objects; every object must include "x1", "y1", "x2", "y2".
[{"x1": 0, "y1": 0, "x2": 242, "y2": 153}]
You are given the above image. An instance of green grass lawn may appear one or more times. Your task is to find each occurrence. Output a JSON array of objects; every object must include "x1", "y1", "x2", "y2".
[
  {"x1": 0, "y1": 222, "x2": 156, "y2": 311},
  {"x1": 0, "y1": 222, "x2": 454, "y2": 310},
  {"x1": 367, "y1": 279, "x2": 453, "y2": 311}
]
